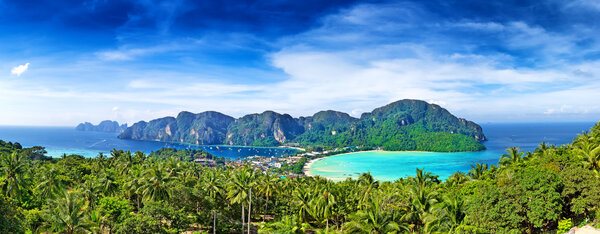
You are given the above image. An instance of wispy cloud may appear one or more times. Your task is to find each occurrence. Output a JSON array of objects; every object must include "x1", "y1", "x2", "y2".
[
  {"x1": 1, "y1": 1, "x2": 600, "y2": 126},
  {"x1": 10, "y1": 63, "x2": 29, "y2": 76}
]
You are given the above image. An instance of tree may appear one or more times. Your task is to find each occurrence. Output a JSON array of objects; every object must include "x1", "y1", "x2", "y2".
[
  {"x1": 0, "y1": 152, "x2": 28, "y2": 199},
  {"x1": 140, "y1": 201, "x2": 190, "y2": 232},
  {"x1": 36, "y1": 164, "x2": 65, "y2": 201},
  {"x1": 499, "y1": 147, "x2": 524, "y2": 167},
  {"x1": 42, "y1": 191, "x2": 94, "y2": 234},
  {"x1": 437, "y1": 195, "x2": 468, "y2": 233},
  {"x1": 115, "y1": 213, "x2": 161, "y2": 234},
  {"x1": 574, "y1": 134, "x2": 600, "y2": 177},
  {"x1": 357, "y1": 172, "x2": 379, "y2": 208},
  {"x1": 344, "y1": 196, "x2": 406, "y2": 233},
  {"x1": 404, "y1": 172, "x2": 438, "y2": 232},
  {"x1": 227, "y1": 168, "x2": 255, "y2": 233},
  {"x1": 517, "y1": 167, "x2": 562, "y2": 231},
  {"x1": 140, "y1": 163, "x2": 173, "y2": 201},
  {"x1": 446, "y1": 172, "x2": 469, "y2": 187},
  {"x1": 98, "y1": 169, "x2": 120, "y2": 196},
  {"x1": 560, "y1": 166, "x2": 600, "y2": 219},
  {"x1": 0, "y1": 194, "x2": 23, "y2": 233},
  {"x1": 468, "y1": 163, "x2": 488, "y2": 180},
  {"x1": 259, "y1": 174, "x2": 279, "y2": 221},
  {"x1": 97, "y1": 196, "x2": 133, "y2": 233},
  {"x1": 258, "y1": 215, "x2": 309, "y2": 234}
]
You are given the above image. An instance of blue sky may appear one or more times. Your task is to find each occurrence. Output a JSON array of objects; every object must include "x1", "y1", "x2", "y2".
[{"x1": 1, "y1": 0, "x2": 600, "y2": 126}]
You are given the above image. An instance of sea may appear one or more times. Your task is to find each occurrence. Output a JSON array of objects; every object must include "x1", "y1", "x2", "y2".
[
  {"x1": 308, "y1": 122, "x2": 598, "y2": 181},
  {"x1": 0, "y1": 126, "x2": 298, "y2": 159},
  {"x1": 0, "y1": 122, "x2": 597, "y2": 180}
]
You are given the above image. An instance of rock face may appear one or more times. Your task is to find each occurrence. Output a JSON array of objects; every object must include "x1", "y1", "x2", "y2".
[
  {"x1": 226, "y1": 111, "x2": 305, "y2": 146},
  {"x1": 118, "y1": 99, "x2": 488, "y2": 151},
  {"x1": 76, "y1": 120, "x2": 127, "y2": 133},
  {"x1": 118, "y1": 111, "x2": 234, "y2": 145}
]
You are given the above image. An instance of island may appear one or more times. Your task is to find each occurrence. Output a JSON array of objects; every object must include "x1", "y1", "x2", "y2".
[
  {"x1": 119, "y1": 99, "x2": 487, "y2": 152},
  {"x1": 76, "y1": 120, "x2": 127, "y2": 133}
]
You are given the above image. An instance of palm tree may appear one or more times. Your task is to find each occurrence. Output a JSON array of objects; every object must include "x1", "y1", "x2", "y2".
[
  {"x1": 79, "y1": 177, "x2": 100, "y2": 209},
  {"x1": 227, "y1": 168, "x2": 255, "y2": 233},
  {"x1": 438, "y1": 195, "x2": 467, "y2": 233},
  {"x1": 446, "y1": 172, "x2": 469, "y2": 187},
  {"x1": 309, "y1": 184, "x2": 337, "y2": 229},
  {"x1": 123, "y1": 166, "x2": 143, "y2": 210},
  {"x1": 258, "y1": 215, "x2": 310, "y2": 234},
  {"x1": 94, "y1": 152, "x2": 107, "y2": 172},
  {"x1": 0, "y1": 152, "x2": 28, "y2": 198},
  {"x1": 468, "y1": 163, "x2": 488, "y2": 180},
  {"x1": 357, "y1": 172, "x2": 379, "y2": 208},
  {"x1": 408, "y1": 168, "x2": 438, "y2": 189},
  {"x1": 499, "y1": 147, "x2": 524, "y2": 167},
  {"x1": 259, "y1": 174, "x2": 279, "y2": 221},
  {"x1": 140, "y1": 163, "x2": 173, "y2": 201},
  {"x1": 403, "y1": 181, "x2": 438, "y2": 232},
  {"x1": 132, "y1": 151, "x2": 146, "y2": 164},
  {"x1": 42, "y1": 190, "x2": 94, "y2": 234},
  {"x1": 574, "y1": 135, "x2": 600, "y2": 177},
  {"x1": 344, "y1": 196, "x2": 407, "y2": 233},
  {"x1": 201, "y1": 169, "x2": 223, "y2": 234},
  {"x1": 292, "y1": 186, "x2": 311, "y2": 224},
  {"x1": 98, "y1": 168, "x2": 119, "y2": 196},
  {"x1": 534, "y1": 142, "x2": 550, "y2": 158},
  {"x1": 36, "y1": 164, "x2": 65, "y2": 200}
]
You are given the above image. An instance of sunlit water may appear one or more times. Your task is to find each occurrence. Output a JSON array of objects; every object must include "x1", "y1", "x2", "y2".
[
  {"x1": 0, "y1": 126, "x2": 298, "y2": 159},
  {"x1": 309, "y1": 122, "x2": 597, "y2": 181}
]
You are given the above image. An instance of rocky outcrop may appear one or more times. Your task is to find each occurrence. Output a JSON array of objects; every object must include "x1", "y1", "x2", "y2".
[
  {"x1": 118, "y1": 99, "x2": 488, "y2": 151},
  {"x1": 225, "y1": 111, "x2": 304, "y2": 146},
  {"x1": 76, "y1": 120, "x2": 127, "y2": 133},
  {"x1": 118, "y1": 111, "x2": 234, "y2": 145}
]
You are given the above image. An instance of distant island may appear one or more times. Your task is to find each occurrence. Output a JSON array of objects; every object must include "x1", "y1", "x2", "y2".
[
  {"x1": 76, "y1": 120, "x2": 127, "y2": 133},
  {"x1": 118, "y1": 100, "x2": 486, "y2": 152}
]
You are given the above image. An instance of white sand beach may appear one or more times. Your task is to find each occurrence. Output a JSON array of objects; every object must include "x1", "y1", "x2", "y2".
[{"x1": 303, "y1": 157, "x2": 324, "y2": 176}]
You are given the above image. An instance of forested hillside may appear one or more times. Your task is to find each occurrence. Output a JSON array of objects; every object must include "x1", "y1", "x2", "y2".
[
  {"x1": 0, "y1": 121, "x2": 599, "y2": 233},
  {"x1": 119, "y1": 99, "x2": 487, "y2": 152}
]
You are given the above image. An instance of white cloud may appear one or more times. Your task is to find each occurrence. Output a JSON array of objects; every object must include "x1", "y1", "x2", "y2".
[
  {"x1": 11, "y1": 63, "x2": 29, "y2": 76},
  {"x1": 2, "y1": 2, "x2": 600, "y2": 126}
]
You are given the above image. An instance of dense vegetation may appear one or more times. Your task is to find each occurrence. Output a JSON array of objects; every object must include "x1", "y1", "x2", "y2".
[
  {"x1": 147, "y1": 148, "x2": 223, "y2": 162},
  {"x1": 119, "y1": 99, "x2": 486, "y2": 152},
  {"x1": 0, "y1": 122, "x2": 599, "y2": 233}
]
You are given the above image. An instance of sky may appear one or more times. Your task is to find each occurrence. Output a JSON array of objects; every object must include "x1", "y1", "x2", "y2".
[{"x1": 1, "y1": 0, "x2": 600, "y2": 126}]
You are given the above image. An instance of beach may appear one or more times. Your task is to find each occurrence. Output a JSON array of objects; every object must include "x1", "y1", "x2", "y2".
[{"x1": 303, "y1": 157, "x2": 325, "y2": 176}]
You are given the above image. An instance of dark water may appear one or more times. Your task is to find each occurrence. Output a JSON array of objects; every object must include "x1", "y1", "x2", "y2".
[{"x1": 0, "y1": 126, "x2": 299, "y2": 159}]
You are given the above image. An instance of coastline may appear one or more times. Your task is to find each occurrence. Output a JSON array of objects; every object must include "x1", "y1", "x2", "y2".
[
  {"x1": 301, "y1": 149, "x2": 482, "y2": 178},
  {"x1": 303, "y1": 157, "x2": 325, "y2": 177}
]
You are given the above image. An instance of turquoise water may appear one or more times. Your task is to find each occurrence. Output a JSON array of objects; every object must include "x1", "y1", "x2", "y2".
[
  {"x1": 309, "y1": 122, "x2": 597, "y2": 181},
  {"x1": 0, "y1": 126, "x2": 298, "y2": 159}
]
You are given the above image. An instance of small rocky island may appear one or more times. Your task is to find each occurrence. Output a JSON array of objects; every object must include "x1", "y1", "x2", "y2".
[{"x1": 76, "y1": 120, "x2": 127, "y2": 133}]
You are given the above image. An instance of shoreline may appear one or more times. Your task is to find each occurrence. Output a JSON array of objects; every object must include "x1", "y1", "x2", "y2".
[
  {"x1": 303, "y1": 157, "x2": 326, "y2": 176},
  {"x1": 302, "y1": 149, "x2": 486, "y2": 178}
]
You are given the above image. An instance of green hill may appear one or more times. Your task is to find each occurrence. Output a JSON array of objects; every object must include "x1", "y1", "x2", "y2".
[{"x1": 118, "y1": 99, "x2": 487, "y2": 152}]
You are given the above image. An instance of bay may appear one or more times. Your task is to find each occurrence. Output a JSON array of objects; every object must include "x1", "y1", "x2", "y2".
[
  {"x1": 0, "y1": 126, "x2": 298, "y2": 159},
  {"x1": 309, "y1": 122, "x2": 597, "y2": 181}
]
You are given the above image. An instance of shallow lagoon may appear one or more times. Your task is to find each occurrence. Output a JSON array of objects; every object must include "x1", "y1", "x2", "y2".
[{"x1": 309, "y1": 122, "x2": 596, "y2": 181}]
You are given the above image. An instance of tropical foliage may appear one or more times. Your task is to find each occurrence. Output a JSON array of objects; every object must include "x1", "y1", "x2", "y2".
[{"x1": 0, "y1": 121, "x2": 599, "y2": 233}]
